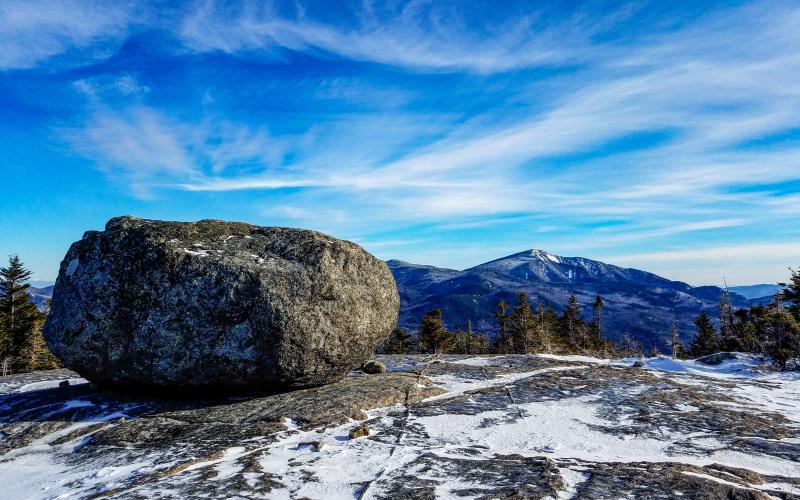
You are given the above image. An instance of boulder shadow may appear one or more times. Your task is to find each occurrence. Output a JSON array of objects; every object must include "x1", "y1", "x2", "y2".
[{"x1": 0, "y1": 381, "x2": 289, "y2": 424}]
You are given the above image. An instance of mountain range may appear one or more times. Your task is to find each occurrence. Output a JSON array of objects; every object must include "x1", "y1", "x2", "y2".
[
  {"x1": 389, "y1": 249, "x2": 756, "y2": 350},
  {"x1": 28, "y1": 249, "x2": 772, "y2": 350}
]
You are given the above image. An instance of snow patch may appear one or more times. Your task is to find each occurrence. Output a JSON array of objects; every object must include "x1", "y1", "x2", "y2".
[{"x1": 182, "y1": 248, "x2": 210, "y2": 257}]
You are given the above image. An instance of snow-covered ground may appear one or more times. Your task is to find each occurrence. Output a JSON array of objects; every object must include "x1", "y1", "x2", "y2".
[{"x1": 1, "y1": 355, "x2": 799, "y2": 499}]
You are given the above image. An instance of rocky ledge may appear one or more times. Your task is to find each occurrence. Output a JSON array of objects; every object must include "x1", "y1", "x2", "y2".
[{"x1": 1, "y1": 354, "x2": 799, "y2": 499}]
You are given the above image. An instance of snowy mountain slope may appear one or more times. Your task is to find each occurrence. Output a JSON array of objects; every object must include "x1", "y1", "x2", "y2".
[
  {"x1": 467, "y1": 249, "x2": 675, "y2": 287},
  {"x1": 1, "y1": 355, "x2": 798, "y2": 499},
  {"x1": 390, "y1": 249, "x2": 750, "y2": 349}
]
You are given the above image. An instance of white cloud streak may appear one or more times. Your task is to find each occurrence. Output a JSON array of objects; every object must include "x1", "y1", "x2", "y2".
[
  {"x1": 0, "y1": 0, "x2": 135, "y2": 70},
  {"x1": 178, "y1": 0, "x2": 613, "y2": 73},
  {"x1": 599, "y1": 243, "x2": 800, "y2": 286},
  {"x1": 61, "y1": 103, "x2": 298, "y2": 198},
  {"x1": 35, "y1": 0, "x2": 800, "y2": 281}
]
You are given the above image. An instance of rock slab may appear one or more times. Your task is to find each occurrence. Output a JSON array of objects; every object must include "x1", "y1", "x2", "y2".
[{"x1": 44, "y1": 216, "x2": 399, "y2": 389}]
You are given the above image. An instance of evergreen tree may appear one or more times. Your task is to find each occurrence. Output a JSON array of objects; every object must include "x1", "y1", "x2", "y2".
[
  {"x1": 509, "y1": 292, "x2": 535, "y2": 354},
  {"x1": 745, "y1": 304, "x2": 773, "y2": 354},
  {"x1": 558, "y1": 295, "x2": 588, "y2": 352},
  {"x1": 417, "y1": 309, "x2": 454, "y2": 354},
  {"x1": 779, "y1": 267, "x2": 800, "y2": 320},
  {"x1": 590, "y1": 295, "x2": 606, "y2": 353},
  {"x1": 451, "y1": 321, "x2": 491, "y2": 355},
  {"x1": 764, "y1": 307, "x2": 800, "y2": 370},
  {"x1": 699, "y1": 269, "x2": 800, "y2": 368},
  {"x1": 0, "y1": 255, "x2": 42, "y2": 372},
  {"x1": 592, "y1": 295, "x2": 604, "y2": 337},
  {"x1": 732, "y1": 307, "x2": 761, "y2": 353},
  {"x1": 28, "y1": 302, "x2": 60, "y2": 371},
  {"x1": 491, "y1": 299, "x2": 512, "y2": 354},
  {"x1": 379, "y1": 326, "x2": 416, "y2": 354},
  {"x1": 689, "y1": 313, "x2": 719, "y2": 357},
  {"x1": 534, "y1": 304, "x2": 558, "y2": 354}
]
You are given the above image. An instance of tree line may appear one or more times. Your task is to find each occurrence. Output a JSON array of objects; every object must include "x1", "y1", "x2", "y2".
[
  {"x1": 0, "y1": 255, "x2": 59, "y2": 375},
  {"x1": 687, "y1": 267, "x2": 800, "y2": 369},
  {"x1": 380, "y1": 266, "x2": 800, "y2": 371},
  {"x1": 380, "y1": 292, "x2": 620, "y2": 357}
]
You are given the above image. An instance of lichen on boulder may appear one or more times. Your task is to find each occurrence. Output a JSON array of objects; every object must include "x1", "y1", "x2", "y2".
[{"x1": 44, "y1": 216, "x2": 400, "y2": 390}]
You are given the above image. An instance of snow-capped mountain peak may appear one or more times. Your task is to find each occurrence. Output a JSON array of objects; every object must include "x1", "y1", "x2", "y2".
[
  {"x1": 530, "y1": 249, "x2": 561, "y2": 264},
  {"x1": 389, "y1": 248, "x2": 750, "y2": 349}
]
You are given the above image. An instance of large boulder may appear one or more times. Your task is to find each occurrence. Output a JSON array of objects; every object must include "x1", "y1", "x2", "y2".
[{"x1": 44, "y1": 216, "x2": 399, "y2": 390}]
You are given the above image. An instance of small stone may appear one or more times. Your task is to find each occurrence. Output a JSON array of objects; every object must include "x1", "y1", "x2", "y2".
[
  {"x1": 58, "y1": 380, "x2": 70, "y2": 391},
  {"x1": 632, "y1": 360, "x2": 645, "y2": 368},
  {"x1": 300, "y1": 441, "x2": 324, "y2": 452},
  {"x1": 696, "y1": 352, "x2": 737, "y2": 366},
  {"x1": 361, "y1": 360, "x2": 386, "y2": 374},
  {"x1": 348, "y1": 425, "x2": 370, "y2": 440}
]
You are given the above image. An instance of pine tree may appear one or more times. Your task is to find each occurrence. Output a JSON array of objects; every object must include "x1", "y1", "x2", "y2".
[
  {"x1": 764, "y1": 307, "x2": 800, "y2": 370},
  {"x1": 0, "y1": 255, "x2": 43, "y2": 372},
  {"x1": 779, "y1": 267, "x2": 800, "y2": 320},
  {"x1": 590, "y1": 295, "x2": 606, "y2": 353},
  {"x1": 510, "y1": 292, "x2": 535, "y2": 354},
  {"x1": 0, "y1": 302, "x2": 8, "y2": 373},
  {"x1": 534, "y1": 304, "x2": 558, "y2": 354},
  {"x1": 558, "y1": 295, "x2": 587, "y2": 352},
  {"x1": 379, "y1": 326, "x2": 416, "y2": 354},
  {"x1": 689, "y1": 313, "x2": 719, "y2": 357},
  {"x1": 417, "y1": 309, "x2": 454, "y2": 354},
  {"x1": 732, "y1": 307, "x2": 761, "y2": 353},
  {"x1": 592, "y1": 296, "x2": 603, "y2": 336},
  {"x1": 491, "y1": 299, "x2": 512, "y2": 354},
  {"x1": 746, "y1": 304, "x2": 775, "y2": 354}
]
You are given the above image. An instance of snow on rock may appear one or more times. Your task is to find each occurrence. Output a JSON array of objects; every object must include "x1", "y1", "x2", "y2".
[{"x1": 1, "y1": 356, "x2": 799, "y2": 498}]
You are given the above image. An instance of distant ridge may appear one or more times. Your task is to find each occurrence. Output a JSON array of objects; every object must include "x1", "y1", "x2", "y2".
[
  {"x1": 728, "y1": 284, "x2": 781, "y2": 300},
  {"x1": 389, "y1": 249, "x2": 750, "y2": 350}
]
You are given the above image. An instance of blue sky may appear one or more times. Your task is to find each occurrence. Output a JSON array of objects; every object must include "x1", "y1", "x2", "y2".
[{"x1": 1, "y1": 0, "x2": 799, "y2": 286}]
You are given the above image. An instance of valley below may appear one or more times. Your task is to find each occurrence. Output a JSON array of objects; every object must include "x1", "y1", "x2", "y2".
[{"x1": 1, "y1": 354, "x2": 799, "y2": 499}]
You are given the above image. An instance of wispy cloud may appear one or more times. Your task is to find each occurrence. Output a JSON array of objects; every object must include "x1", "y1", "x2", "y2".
[
  {"x1": 177, "y1": 0, "x2": 618, "y2": 73},
  {"x1": 9, "y1": 0, "x2": 800, "y2": 282},
  {"x1": 170, "y1": 1, "x2": 800, "y2": 216},
  {"x1": 599, "y1": 242, "x2": 800, "y2": 286},
  {"x1": 605, "y1": 242, "x2": 800, "y2": 264},
  {"x1": 61, "y1": 97, "x2": 299, "y2": 198},
  {"x1": 0, "y1": 0, "x2": 136, "y2": 70}
]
